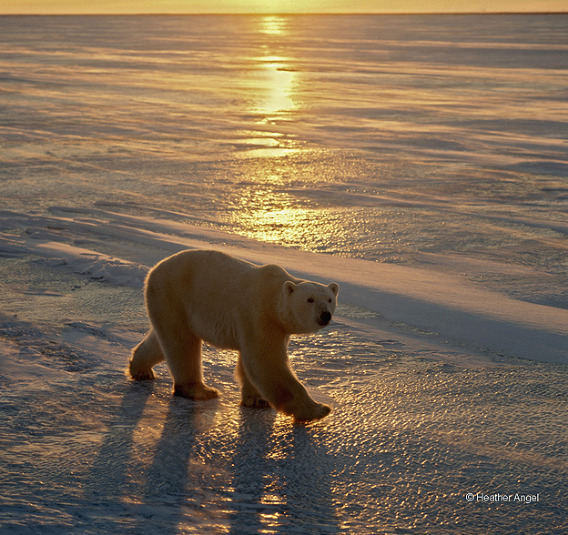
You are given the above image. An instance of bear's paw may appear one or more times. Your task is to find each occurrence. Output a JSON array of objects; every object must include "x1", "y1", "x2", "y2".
[
  {"x1": 174, "y1": 382, "x2": 219, "y2": 401},
  {"x1": 129, "y1": 362, "x2": 156, "y2": 381},
  {"x1": 293, "y1": 402, "x2": 331, "y2": 423},
  {"x1": 241, "y1": 395, "x2": 271, "y2": 409}
]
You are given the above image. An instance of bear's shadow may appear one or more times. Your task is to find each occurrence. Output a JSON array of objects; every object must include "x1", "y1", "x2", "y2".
[
  {"x1": 228, "y1": 407, "x2": 340, "y2": 534},
  {"x1": 84, "y1": 381, "x2": 216, "y2": 533},
  {"x1": 86, "y1": 381, "x2": 339, "y2": 534}
]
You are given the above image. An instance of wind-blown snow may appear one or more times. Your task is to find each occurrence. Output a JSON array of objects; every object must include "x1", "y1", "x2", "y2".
[{"x1": 2, "y1": 205, "x2": 566, "y2": 363}]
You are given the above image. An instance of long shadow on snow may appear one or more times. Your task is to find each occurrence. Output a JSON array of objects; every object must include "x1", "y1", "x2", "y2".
[
  {"x1": 125, "y1": 394, "x2": 218, "y2": 534},
  {"x1": 83, "y1": 379, "x2": 339, "y2": 534},
  {"x1": 84, "y1": 380, "x2": 155, "y2": 504},
  {"x1": 228, "y1": 408, "x2": 340, "y2": 535}
]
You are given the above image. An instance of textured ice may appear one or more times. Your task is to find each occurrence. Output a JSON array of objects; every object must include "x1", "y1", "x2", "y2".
[
  {"x1": 1, "y1": 317, "x2": 567, "y2": 534},
  {"x1": 1, "y1": 206, "x2": 567, "y2": 533}
]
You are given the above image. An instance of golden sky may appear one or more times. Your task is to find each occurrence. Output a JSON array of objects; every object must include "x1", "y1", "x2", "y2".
[{"x1": 2, "y1": 0, "x2": 567, "y2": 14}]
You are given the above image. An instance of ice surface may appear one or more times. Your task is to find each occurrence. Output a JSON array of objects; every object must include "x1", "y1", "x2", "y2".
[
  {"x1": 1, "y1": 312, "x2": 567, "y2": 534},
  {"x1": 1, "y1": 205, "x2": 567, "y2": 534},
  {"x1": 0, "y1": 13, "x2": 567, "y2": 535}
]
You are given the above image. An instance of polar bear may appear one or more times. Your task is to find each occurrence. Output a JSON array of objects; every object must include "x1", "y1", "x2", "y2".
[{"x1": 129, "y1": 249, "x2": 339, "y2": 422}]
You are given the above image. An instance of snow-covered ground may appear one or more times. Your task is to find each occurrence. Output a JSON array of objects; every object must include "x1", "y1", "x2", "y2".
[
  {"x1": 1, "y1": 208, "x2": 567, "y2": 534},
  {"x1": 1, "y1": 13, "x2": 567, "y2": 534}
]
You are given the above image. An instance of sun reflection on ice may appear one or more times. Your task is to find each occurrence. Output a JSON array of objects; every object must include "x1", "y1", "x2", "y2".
[
  {"x1": 229, "y1": 16, "x2": 316, "y2": 246},
  {"x1": 234, "y1": 16, "x2": 301, "y2": 157},
  {"x1": 259, "y1": 15, "x2": 287, "y2": 36},
  {"x1": 257, "y1": 57, "x2": 297, "y2": 120},
  {"x1": 228, "y1": 171, "x2": 319, "y2": 247},
  {"x1": 253, "y1": 17, "x2": 298, "y2": 122}
]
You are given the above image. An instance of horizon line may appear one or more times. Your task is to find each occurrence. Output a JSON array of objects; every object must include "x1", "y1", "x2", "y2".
[{"x1": 2, "y1": 11, "x2": 567, "y2": 16}]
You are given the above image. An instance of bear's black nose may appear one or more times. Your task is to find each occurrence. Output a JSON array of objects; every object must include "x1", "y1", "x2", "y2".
[{"x1": 319, "y1": 311, "x2": 332, "y2": 325}]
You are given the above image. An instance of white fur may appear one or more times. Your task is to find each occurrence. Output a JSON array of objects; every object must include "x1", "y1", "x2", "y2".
[{"x1": 129, "y1": 250, "x2": 339, "y2": 422}]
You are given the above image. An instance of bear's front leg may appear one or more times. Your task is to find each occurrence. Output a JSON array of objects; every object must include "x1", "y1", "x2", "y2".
[
  {"x1": 241, "y1": 344, "x2": 331, "y2": 422},
  {"x1": 129, "y1": 329, "x2": 165, "y2": 380},
  {"x1": 236, "y1": 355, "x2": 270, "y2": 408},
  {"x1": 284, "y1": 396, "x2": 331, "y2": 422}
]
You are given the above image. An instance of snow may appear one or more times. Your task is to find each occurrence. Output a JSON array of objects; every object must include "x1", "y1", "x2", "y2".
[
  {"x1": 1, "y1": 204, "x2": 567, "y2": 534},
  {"x1": 2, "y1": 205, "x2": 566, "y2": 364},
  {"x1": 1, "y1": 13, "x2": 567, "y2": 535}
]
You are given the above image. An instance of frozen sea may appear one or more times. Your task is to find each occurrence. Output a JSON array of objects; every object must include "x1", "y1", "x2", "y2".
[{"x1": 0, "y1": 14, "x2": 567, "y2": 534}]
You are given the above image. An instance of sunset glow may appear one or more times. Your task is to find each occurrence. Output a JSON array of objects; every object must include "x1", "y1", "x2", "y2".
[{"x1": 1, "y1": 0, "x2": 566, "y2": 14}]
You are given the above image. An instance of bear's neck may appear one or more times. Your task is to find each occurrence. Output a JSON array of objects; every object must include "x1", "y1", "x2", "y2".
[{"x1": 276, "y1": 297, "x2": 313, "y2": 335}]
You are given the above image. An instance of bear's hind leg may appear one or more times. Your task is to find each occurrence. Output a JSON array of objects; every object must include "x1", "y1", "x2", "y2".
[
  {"x1": 129, "y1": 329, "x2": 164, "y2": 380},
  {"x1": 236, "y1": 354, "x2": 269, "y2": 409},
  {"x1": 168, "y1": 332, "x2": 219, "y2": 401},
  {"x1": 151, "y1": 317, "x2": 218, "y2": 401},
  {"x1": 145, "y1": 278, "x2": 218, "y2": 401}
]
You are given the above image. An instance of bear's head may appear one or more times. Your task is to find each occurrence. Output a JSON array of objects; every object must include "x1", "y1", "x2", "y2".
[{"x1": 281, "y1": 280, "x2": 339, "y2": 334}]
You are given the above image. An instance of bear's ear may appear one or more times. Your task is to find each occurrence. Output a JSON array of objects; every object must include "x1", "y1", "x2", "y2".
[
  {"x1": 328, "y1": 282, "x2": 339, "y2": 296},
  {"x1": 283, "y1": 281, "x2": 296, "y2": 296}
]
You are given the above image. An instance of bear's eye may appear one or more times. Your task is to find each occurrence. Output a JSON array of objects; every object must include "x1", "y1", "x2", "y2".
[
  {"x1": 307, "y1": 298, "x2": 314, "y2": 303},
  {"x1": 328, "y1": 299, "x2": 332, "y2": 303}
]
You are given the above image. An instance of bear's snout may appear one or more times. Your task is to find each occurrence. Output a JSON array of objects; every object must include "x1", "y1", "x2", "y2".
[{"x1": 318, "y1": 311, "x2": 332, "y2": 326}]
